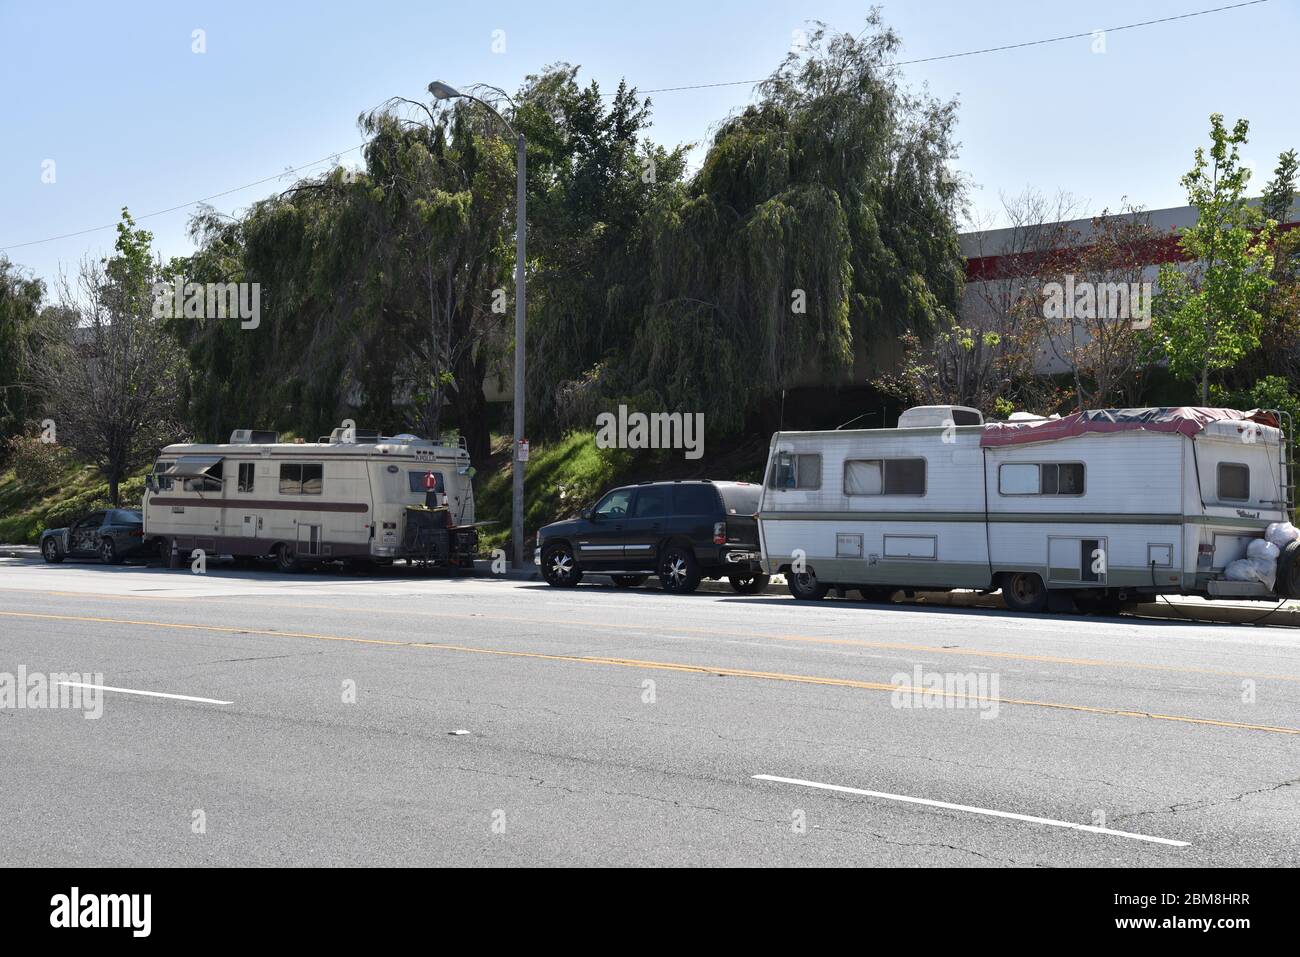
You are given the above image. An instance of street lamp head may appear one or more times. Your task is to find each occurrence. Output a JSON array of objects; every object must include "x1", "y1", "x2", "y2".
[{"x1": 427, "y1": 81, "x2": 462, "y2": 101}]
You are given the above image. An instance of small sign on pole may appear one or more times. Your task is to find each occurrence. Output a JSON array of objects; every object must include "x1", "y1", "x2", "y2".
[{"x1": 517, "y1": 439, "x2": 530, "y2": 462}]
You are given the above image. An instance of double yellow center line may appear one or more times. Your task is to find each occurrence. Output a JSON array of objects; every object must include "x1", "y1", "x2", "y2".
[{"x1": 3, "y1": 609, "x2": 1298, "y2": 736}]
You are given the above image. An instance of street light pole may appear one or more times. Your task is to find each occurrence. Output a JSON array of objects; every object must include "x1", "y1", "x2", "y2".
[
  {"x1": 429, "y1": 81, "x2": 527, "y2": 569},
  {"x1": 512, "y1": 130, "x2": 526, "y2": 571}
]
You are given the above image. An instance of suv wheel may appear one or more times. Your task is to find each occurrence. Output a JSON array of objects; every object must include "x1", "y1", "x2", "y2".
[
  {"x1": 42, "y1": 539, "x2": 63, "y2": 564},
  {"x1": 728, "y1": 573, "x2": 770, "y2": 594},
  {"x1": 542, "y1": 543, "x2": 583, "y2": 587},
  {"x1": 1002, "y1": 572, "x2": 1048, "y2": 613},
  {"x1": 787, "y1": 567, "x2": 829, "y2": 601},
  {"x1": 659, "y1": 546, "x2": 701, "y2": 594},
  {"x1": 99, "y1": 537, "x2": 122, "y2": 565},
  {"x1": 610, "y1": 574, "x2": 648, "y2": 588}
]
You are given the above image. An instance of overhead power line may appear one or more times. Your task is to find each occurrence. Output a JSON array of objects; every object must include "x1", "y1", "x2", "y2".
[{"x1": 0, "y1": 0, "x2": 1273, "y2": 253}]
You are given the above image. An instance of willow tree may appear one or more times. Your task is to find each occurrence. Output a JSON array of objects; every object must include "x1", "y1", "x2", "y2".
[
  {"x1": 177, "y1": 97, "x2": 515, "y2": 465},
  {"x1": 563, "y1": 16, "x2": 966, "y2": 433}
]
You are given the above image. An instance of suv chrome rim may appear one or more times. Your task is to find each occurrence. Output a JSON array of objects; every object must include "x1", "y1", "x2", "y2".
[
  {"x1": 549, "y1": 551, "x2": 574, "y2": 580},
  {"x1": 44, "y1": 540, "x2": 57, "y2": 559},
  {"x1": 665, "y1": 556, "x2": 687, "y2": 586}
]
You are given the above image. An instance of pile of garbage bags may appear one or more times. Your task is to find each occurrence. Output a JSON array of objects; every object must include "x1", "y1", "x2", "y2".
[{"x1": 1225, "y1": 522, "x2": 1300, "y2": 591}]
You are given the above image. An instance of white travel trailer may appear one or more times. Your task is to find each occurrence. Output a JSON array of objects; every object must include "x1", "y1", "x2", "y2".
[
  {"x1": 143, "y1": 428, "x2": 480, "y2": 571},
  {"x1": 757, "y1": 406, "x2": 1298, "y2": 611}
]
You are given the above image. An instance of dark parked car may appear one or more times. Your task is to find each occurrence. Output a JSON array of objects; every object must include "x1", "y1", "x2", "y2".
[
  {"x1": 40, "y1": 509, "x2": 151, "y2": 565},
  {"x1": 535, "y1": 480, "x2": 768, "y2": 594}
]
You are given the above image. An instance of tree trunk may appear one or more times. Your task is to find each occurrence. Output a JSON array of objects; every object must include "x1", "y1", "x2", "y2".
[
  {"x1": 108, "y1": 472, "x2": 120, "y2": 507},
  {"x1": 1201, "y1": 364, "x2": 1209, "y2": 405},
  {"x1": 453, "y1": 350, "x2": 492, "y2": 476}
]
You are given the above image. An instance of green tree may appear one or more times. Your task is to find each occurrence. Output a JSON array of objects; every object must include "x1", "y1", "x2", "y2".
[
  {"x1": 25, "y1": 210, "x2": 185, "y2": 504},
  {"x1": 1155, "y1": 114, "x2": 1275, "y2": 402},
  {"x1": 0, "y1": 257, "x2": 46, "y2": 452}
]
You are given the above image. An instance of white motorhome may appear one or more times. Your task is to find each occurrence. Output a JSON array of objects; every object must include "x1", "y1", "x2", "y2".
[
  {"x1": 757, "y1": 405, "x2": 1298, "y2": 611},
  {"x1": 143, "y1": 428, "x2": 479, "y2": 571}
]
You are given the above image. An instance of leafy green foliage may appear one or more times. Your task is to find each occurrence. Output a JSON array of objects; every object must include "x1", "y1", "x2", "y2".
[{"x1": 1154, "y1": 115, "x2": 1275, "y2": 401}]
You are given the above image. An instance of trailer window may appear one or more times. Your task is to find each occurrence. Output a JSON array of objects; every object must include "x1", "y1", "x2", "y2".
[
  {"x1": 770, "y1": 453, "x2": 821, "y2": 490},
  {"x1": 999, "y1": 463, "x2": 1084, "y2": 496},
  {"x1": 279, "y1": 463, "x2": 323, "y2": 495},
  {"x1": 237, "y1": 463, "x2": 255, "y2": 493},
  {"x1": 1218, "y1": 462, "x2": 1250, "y2": 501},
  {"x1": 408, "y1": 471, "x2": 445, "y2": 494},
  {"x1": 844, "y1": 458, "x2": 926, "y2": 496}
]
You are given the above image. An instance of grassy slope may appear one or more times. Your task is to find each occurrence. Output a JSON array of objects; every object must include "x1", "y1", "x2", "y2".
[
  {"x1": 0, "y1": 462, "x2": 148, "y2": 544},
  {"x1": 472, "y1": 429, "x2": 771, "y2": 553}
]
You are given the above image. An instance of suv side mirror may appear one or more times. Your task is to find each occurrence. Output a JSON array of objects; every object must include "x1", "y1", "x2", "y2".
[{"x1": 582, "y1": 507, "x2": 594, "y2": 521}]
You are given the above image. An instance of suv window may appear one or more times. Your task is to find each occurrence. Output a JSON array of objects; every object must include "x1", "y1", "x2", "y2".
[
  {"x1": 82, "y1": 511, "x2": 107, "y2": 528},
  {"x1": 594, "y1": 488, "x2": 632, "y2": 518},
  {"x1": 717, "y1": 483, "x2": 760, "y2": 516},
  {"x1": 673, "y1": 485, "x2": 720, "y2": 515},
  {"x1": 632, "y1": 486, "x2": 669, "y2": 518}
]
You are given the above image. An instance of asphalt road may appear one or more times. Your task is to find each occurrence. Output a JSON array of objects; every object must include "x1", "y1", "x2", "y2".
[{"x1": 2, "y1": 554, "x2": 1299, "y2": 867}]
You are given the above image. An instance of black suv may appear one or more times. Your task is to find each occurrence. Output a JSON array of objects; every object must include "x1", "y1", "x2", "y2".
[{"x1": 536, "y1": 480, "x2": 768, "y2": 594}]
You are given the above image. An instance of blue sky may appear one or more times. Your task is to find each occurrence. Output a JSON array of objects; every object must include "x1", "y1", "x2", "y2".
[{"x1": 2, "y1": 0, "x2": 1296, "y2": 287}]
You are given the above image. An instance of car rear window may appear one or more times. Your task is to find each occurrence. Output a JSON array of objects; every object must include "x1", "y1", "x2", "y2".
[
  {"x1": 717, "y1": 484, "x2": 760, "y2": 516},
  {"x1": 113, "y1": 510, "x2": 142, "y2": 524},
  {"x1": 672, "y1": 484, "x2": 721, "y2": 515}
]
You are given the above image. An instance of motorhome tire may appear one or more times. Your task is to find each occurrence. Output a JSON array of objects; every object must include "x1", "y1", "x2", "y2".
[
  {"x1": 542, "y1": 543, "x2": 583, "y2": 587},
  {"x1": 611, "y1": 575, "x2": 648, "y2": 588},
  {"x1": 728, "y1": 573, "x2": 770, "y2": 594},
  {"x1": 275, "y1": 544, "x2": 302, "y2": 573},
  {"x1": 1002, "y1": 572, "x2": 1048, "y2": 613},
  {"x1": 787, "y1": 569, "x2": 829, "y2": 601},
  {"x1": 1278, "y1": 541, "x2": 1300, "y2": 599},
  {"x1": 659, "y1": 546, "x2": 702, "y2": 593},
  {"x1": 42, "y1": 539, "x2": 63, "y2": 563}
]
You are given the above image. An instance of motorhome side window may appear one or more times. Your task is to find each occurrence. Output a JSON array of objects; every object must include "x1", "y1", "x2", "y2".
[
  {"x1": 185, "y1": 461, "x2": 223, "y2": 493},
  {"x1": 770, "y1": 452, "x2": 821, "y2": 490},
  {"x1": 843, "y1": 458, "x2": 926, "y2": 496},
  {"x1": 237, "y1": 463, "x2": 255, "y2": 493},
  {"x1": 279, "y1": 463, "x2": 323, "y2": 495},
  {"x1": 998, "y1": 463, "x2": 1085, "y2": 496},
  {"x1": 408, "y1": 471, "x2": 446, "y2": 494},
  {"x1": 1218, "y1": 462, "x2": 1250, "y2": 501}
]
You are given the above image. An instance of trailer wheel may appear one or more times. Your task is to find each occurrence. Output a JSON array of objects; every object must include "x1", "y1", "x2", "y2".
[
  {"x1": 1001, "y1": 572, "x2": 1048, "y2": 613},
  {"x1": 1278, "y1": 541, "x2": 1300, "y2": 599},
  {"x1": 787, "y1": 568, "x2": 829, "y2": 601}
]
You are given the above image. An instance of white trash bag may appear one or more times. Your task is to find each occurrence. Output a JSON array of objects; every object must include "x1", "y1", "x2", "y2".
[
  {"x1": 1265, "y1": 522, "x2": 1299, "y2": 549},
  {"x1": 1225, "y1": 558, "x2": 1277, "y2": 590},
  {"x1": 1247, "y1": 538, "x2": 1281, "y2": 562}
]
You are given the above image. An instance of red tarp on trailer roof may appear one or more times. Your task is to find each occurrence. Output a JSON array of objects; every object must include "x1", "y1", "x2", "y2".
[{"x1": 979, "y1": 407, "x2": 1279, "y2": 447}]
